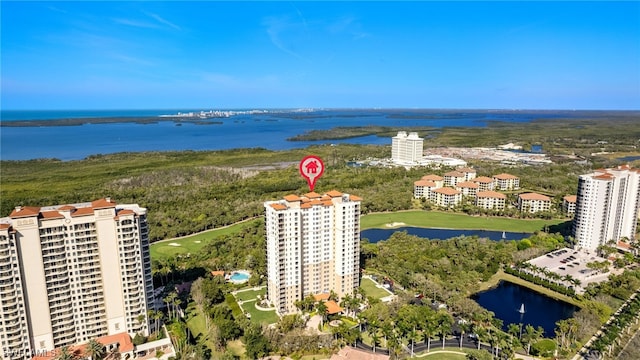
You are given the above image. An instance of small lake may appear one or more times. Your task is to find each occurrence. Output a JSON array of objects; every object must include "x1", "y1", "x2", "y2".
[
  {"x1": 473, "y1": 281, "x2": 577, "y2": 336},
  {"x1": 361, "y1": 227, "x2": 531, "y2": 243}
]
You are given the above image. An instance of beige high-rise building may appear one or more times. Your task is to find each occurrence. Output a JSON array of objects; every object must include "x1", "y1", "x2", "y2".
[
  {"x1": 264, "y1": 191, "x2": 362, "y2": 315},
  {"x1": 0, "y1": 198, "x2": 153, "y2": 359},
  {"x1": 573, "y1": 165, "x2": 640, "y2": 250},
  {"x1": 391, "y1": 131, "x2": 424, "y2": 164}
]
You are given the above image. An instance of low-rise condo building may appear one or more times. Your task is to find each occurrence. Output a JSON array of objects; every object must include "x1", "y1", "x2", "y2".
[
  {"x1": 457, "y1": 167, "x2": 477, "y2": 181},
  {"x1": 471, "y1": 176, "x2": 495, "y2": 192},
  {"x1": 430, "y1": 187, "x2": 462, "y2": 207},
  {"x1": 443, "y1": 171, "x2": 466, "y2": 187},
  {"x1": 563, "y1": 195, "x2": 577, "y2": 216},
  {"x1": 475, "y1": 191, "x2": 507, "y2": 210},
  {"x1": 493, "y1": 173, "x2": 520, "y2": 191},
  {"x1": 518, "y1": 193, "x2": 552, "y2": 213},
  {"x1": 420, "y1": 174, "x2": 444, "y2": 188},
  {"x1": 455, "y1": 181, "x2": 479, "y2": 197},
  {"x1": 414, "y1": 180, "x2": 438, "y2": 199}
]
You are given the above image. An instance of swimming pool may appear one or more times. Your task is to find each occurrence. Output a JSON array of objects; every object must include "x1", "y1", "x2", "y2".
[{"x1": 229, "y1": 271, "x2": 250, "y2": 283}]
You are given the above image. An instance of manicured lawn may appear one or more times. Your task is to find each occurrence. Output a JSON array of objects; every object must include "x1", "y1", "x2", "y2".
[
  {"x1": 234, "y1": 287, "x2": 266, "y2": 302},
  {"x1": 360, "y1": 277, "x2": 393, "y2": 299},
  {"x1": 240, "y1": 299, "x2": 280, "y2": 325},
  {"x1": 150, "y1": 219, "x2": 259, "y2": 259},
  {"x1": 361, "y1": 210, "x2": 564, "y2": 233},
  {"x1": 415, "y1": 351, "x2": 467, "y2": 359}
]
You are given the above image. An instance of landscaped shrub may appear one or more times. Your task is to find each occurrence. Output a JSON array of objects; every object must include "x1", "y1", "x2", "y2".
[{"x1": 531, "y1": 338, "x2": 556, "y2": 357}]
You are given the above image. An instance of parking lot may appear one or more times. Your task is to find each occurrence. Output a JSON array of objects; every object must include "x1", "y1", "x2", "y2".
[{"x1": 527, "y1": 248, "x2": 617, "y2": 292}]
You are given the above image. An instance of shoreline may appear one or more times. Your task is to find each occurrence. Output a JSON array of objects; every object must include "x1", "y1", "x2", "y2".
[{"x1": 0, "y1": 116, "x2": 228, "y2": 127}]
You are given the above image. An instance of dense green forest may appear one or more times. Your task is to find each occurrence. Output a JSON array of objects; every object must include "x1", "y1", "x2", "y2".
[{"x1": 0, "y1": 145, "x2": 610, "y2": 241}]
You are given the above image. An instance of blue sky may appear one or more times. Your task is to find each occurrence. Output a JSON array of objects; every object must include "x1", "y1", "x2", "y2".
[{"x1": 2, "y1": 1, "x2": 639, "y2": 110}]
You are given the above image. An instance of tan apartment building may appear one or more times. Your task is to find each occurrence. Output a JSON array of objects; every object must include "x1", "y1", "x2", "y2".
[
  {"x1": 475, "y1": 191, "x2": 507, "y2": 210},
  {"x1": 493, "y1": 173, "x2": 520, "y2": 191},
  {"x1": 562, "y1": 195, "x2": 577, "y2": 216},
  {"x1": 430, "y1": 187, "x2": 462, "y2": 207},
  {"x1": 471, "y1": 176, "x2": 495, "y2": 191},
  {"x1": 0, "y1": 198, "x2": 154, "y2": 359},
  {"x1": 264, "y1": 191, "x2": 361, "y2": 315},
  {"x1": 457, "y1": 167, "x2": 477, "y2": 181},
  {"x1": 518, "y1": 193, "x2": 552, "y2": 213},
  {"x1": 443, "y1": 171, "x2": 466, "y2": 187},
  {"x1": 455, "y1": 181, "x2": 479, "y2": 197},
  {"x1": 421, "y1": 175, "x2": 444, "y2": 188},
  {"x1": 413, "y1": 180, "x2": 438, "y2": 199}
]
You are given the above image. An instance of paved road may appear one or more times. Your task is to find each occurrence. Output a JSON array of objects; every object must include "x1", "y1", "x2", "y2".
[{"x1": 355, "y1": 336, "x2": 505, "y2": 358}]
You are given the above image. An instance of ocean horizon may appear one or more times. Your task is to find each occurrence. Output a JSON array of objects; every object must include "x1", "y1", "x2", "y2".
[{"x1": 1, "y1": 108, "x2": 635, "y2": 161}]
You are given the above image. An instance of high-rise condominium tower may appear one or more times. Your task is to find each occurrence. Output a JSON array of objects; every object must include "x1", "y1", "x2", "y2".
[
  {"x1": 391, "y1": 131, "x2": 424, "y2": 164},
  {"x1": 0, "y1": 198, "x2": 153, "y2": 359},
  {"x1": 572, "y1": 165, "x2": 640, "y2": 250},
  {"x1": 264, "y1": 191, "x2": 362, "y2": 315}
]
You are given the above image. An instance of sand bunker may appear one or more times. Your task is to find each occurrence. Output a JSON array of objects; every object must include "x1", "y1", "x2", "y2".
[
  {"x1": 168, "y1": 242, "x2": 181, "y2": 247},
  {"x1": 385, "y1": 222, "x2": 406, "y2": 227}
]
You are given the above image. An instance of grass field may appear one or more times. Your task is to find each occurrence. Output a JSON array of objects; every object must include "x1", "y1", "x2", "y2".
[
  {"x1": 415, "y1": 351, "x2": 467, "y2": 359},
  {"x1": 150, "y1": 219, "x2": 259, "y2": 259},
  {"x1": 234, "y1": 288, "x2": 266, "y2": 302},
  {"x1": 360, "y1": 277, "x2": 393, "y2": 299},
  {"x1": 240, "y1": 299, "x2": 279, "y2": 325},
  {"x1": 150, "y1": 211, "x2": 561, "y2": 261},
  {"x1": 360, "y1": 210, "x2": 564, "y2": 233}
]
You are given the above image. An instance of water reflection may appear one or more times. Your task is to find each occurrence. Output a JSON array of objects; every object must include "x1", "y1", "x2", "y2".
[
  {"x1": 473, "y1": 281, "x2": 576, "y2": 336},
  {"x1": 361, "y1": 227, "x2": 531, "y2": 243}
]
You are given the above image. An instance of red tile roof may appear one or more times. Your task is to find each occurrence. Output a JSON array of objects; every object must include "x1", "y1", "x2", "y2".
[
  {"x1": 270, "y1": 203, "x2": 287, "y2": 211},
  {"x1": 313, "y1": 293, "x2": 330, "y2": 301},
  {"x1": 326, "y1": 190, "x2": 343, "y2": 197},
  {"x1": 0, "y1": 224, "x2": 11, "y2": 230},
  {"x1": 71, "y1": 207, "x2": 94, "y2": 217},
  {"x1": 593, "y1": 173, "x2": 614, "y2": 180},
  {"x1": 444, "y1": 171, "x2": 465, "y2": 177},
  {"x1": 32, "y1": 333, "x2": 133, "y2": 360},
  {"x1": 349, "y1": 195, "x2": 363, "y2": 202},
  {"x1": 58, "y1": 205, "x2": 76, "y2": 211},
  {"x1": 472, "y1": 176, "x2": 494, "y2": 183},
  {"x1": 91, "y1": 198, "x2": 117, "y2": 209},
  {"x1": 284, "y1": 194, "x2": 302, "y2": 202},
  {"x1": 305, "y1": 192, "x2": 322, "y2": 198},
  {"x1": 456, "y1": 181, "x2": 479, "y2": 189},
  {"x1": 433, "y1": 187, "x2": 461, "y2": 195},
  {"x1": 519, "y1": 192, "x2": 551, "y2": 201},
  {"x1": 40, "y1": 210, "x2": 64, "y2": 220},
  {"x1": 563, "y1": 195, "x2": 577, "y2": 203},
  {"x1": 476, "y1": 191, "x2": 506, "y2": 199},
  {"x1": 211, "y1": 270, "x2": 225, "y2": 276},
  {"x1": 9, "y1": 206, "x2": 41, "y2": 218},
  {"x1": 414, "y1": 180, "x2": 436, "y2": 187},
  {"x1": 493, "y1": 173, "x2": 519, "y2": 180},
  {"x1": 325, "y1": 300, "x2": 343, "y2": 315}
]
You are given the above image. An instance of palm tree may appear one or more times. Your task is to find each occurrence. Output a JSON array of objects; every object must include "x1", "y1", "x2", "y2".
[
  {"x1": 436, "y1": 311, "x2": 453, "y2": 349},
  {"x1": 164, "y1": 292, "x2": 177, "y2": 320},
  {"x1": 459, "y1": 320, "x2": 471, "y2": 349},
  {"x1": 86, "y1": 339, "x2": 105, "y2": 360},
  {"x1": 55, "y1": 346, "x2": 76, "y2": 360},
  {"x1": 315, "y1": 301, "x2": 328, "y2": 328}
]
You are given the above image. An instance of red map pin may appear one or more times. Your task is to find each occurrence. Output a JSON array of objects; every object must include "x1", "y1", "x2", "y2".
[{"x1": 299, "y1": 155, "x2": 325, "y2": 192}]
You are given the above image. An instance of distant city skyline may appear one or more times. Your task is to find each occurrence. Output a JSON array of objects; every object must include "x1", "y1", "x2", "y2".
[{"x1": 2, "y1": 1, "x2": 639, "y2": 110}]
